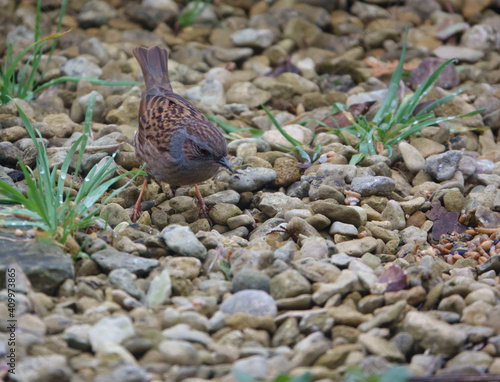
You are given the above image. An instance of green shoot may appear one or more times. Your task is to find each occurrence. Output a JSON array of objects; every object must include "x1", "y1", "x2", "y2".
[
  {"x1": 315, "y1": 26, "x2": 485, "y2": 157},
  {"x1": 178, "y1": 0, "x2": 213, "y2": 29},
  {"x1": 0, "y1": 92, "x2": 142, "y2": 253}
]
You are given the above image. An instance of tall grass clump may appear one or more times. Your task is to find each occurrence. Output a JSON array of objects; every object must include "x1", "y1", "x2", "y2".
[
  {"x1": 303, "y1": 27, "x2": 484, "y2": 163},
  {"x1": 0, "y1": 92, "x2": 141, "y2": 253},
  {"x1": 0, "y1": 0, "x2": 140, "y2": 104}
]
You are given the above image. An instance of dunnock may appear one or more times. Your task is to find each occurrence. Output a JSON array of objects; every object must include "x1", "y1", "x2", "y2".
[{"x1": 131, "y1": 46, "x2": 233, "y2": 221}]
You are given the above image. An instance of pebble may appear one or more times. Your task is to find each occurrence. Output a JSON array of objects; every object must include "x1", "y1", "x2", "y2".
[
  {"x1": 220, "y1": 290, "x2": 278, "y2": 317},
  {"x1": 230, "y1": 28, "x2": 275, "y2": 48},
  {"x1": 350, "y1": 176, "x2": 395, "y2": 197},
  {"x1": 228, "y1": 167, "x2": 277, "y2": 192},
  {"x1": 160, "y1": 225, "x2": 208, "y2": 259},
  {"x1": 424, "y1": 150, "x2": 463, "y2": 181},
  {"x1": 145, "y1": 268, "x2": 172, "y2": 308},
  {"x1": 403, "y1": 311, "x2": 467, "y2": 355},
  {"x1": 2, "y1": 1, "x2": 499, "y2": 379},
  {"x1": 89, "y1": 315, "x2": 135, "y2": 352},
  {"x1": 91, "y1": 248, "x2": 159, "y2": 276}
]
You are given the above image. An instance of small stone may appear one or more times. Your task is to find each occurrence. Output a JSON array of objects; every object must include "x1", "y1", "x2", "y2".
[
  {"x1": 166, "y1": 257, "x2": 202, "y2": 279},
  {"x1": 399, "y1": 141, "x2": 426, "y2": 172},
  {"x1": 231, "y1": 355, "x2": 269, "y2": 381},
  {"x1": 108, "y1": 268, "x2": 144, "y2": 300},
  {"x1": 425, "y1": 150, "x2": 463, "y2": 181},
  {"x1": 231, "y1": 28, "x2": 275, "y2": 48},
  {"x1": 350, "y1": 176, "x2": 395, "y2": 197},
  {"x1": 433, "y1": 45, "x2": 484, "y2": 63},
  {"x1": 89, "y1": 315, "x2": 135, "y2": 352},
  {"x1": 145, "y1": 268, "x2": 172, "y2": 308},
  {"x1": 13, "y1": 355, "x2": 72, "y2": 382},
  {"x1": 60, "y1": 57, "x2": 102, "y2": 78},
  {"x1": 270, "y1": 269, "x2": 311, "y2": 300},
  {"x1": 220, "y1": 290, "x2": 277, "y2": 317},
  {"x1": 158, "y1": 340, "x2": 200, "y2": 365},
  {"x1": 276, "y1": 72, "x2": 320, "y2": 95},
  {"x1": 403, "y1": 311, "x2": 466, "y2": 355},
  {"x1": 330, "y1": 221, "x2": 359, "y2": 236},
  {"x1": 335, "y1": 237, "x2": 379, "y2": 257},
  {"x1": 262, "y1": 124, "x2": 313, "y2": 149},
  {"x1": 227, "y1": 214, "x2": 255, "y2": 229},
  {"x1": 99, "y1": 203, "x2": 132, "y2": 226},
  {"x1": 358, "y1": 333, "x2": 405, "y2": 362},
  {"x1": 92, "y1": 248, "x2": 159, "y2": 276},
  {"x1": 232, "y1": 269, "x2": 270, "y2": 293},
  {"x1": 160, "y1": 225, "x2": 207, "y2": 259},
  {"x1": 226, "y1": 82, "x2": 271, "y2": 108},
  {"x1": 228, "y1": 167, "x2": 277, "y2": 192},
  {"x1": 382, "y1": 200, "x2": 406, "y2": 231},
  {"x1": 259, "y1": 192, "x2": 298, "y2": 217}
]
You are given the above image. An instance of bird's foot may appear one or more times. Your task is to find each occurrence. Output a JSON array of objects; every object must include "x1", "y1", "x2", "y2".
[
  {"x1": 130, "y1": 202, "x2": 142, "y2": 223},
  {"x1": 194, "y1": 184, "x2": 212, "y2": 226},
  {"x1": 130, "y1": 177, "x2": 148, "y2": 222}
]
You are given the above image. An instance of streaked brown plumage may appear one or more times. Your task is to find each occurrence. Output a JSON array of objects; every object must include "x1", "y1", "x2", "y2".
[{"x1": 131, "y1": 46, "x2": 232, "y2": 220}]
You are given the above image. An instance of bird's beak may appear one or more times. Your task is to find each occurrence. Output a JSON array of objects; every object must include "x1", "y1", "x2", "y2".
[{"x1": 219, "y1": 157, "x2": 234, "y2": 173}]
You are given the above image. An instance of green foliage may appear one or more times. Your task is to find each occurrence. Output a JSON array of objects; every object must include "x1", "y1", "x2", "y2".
[
  {"x1": 261, "y1": 104, "x2": 319, "y2": 164},
  {"x1": 0, "y1": 92, "x2": 141, "y2": 251},
  {"x1": 178, "y1": 0, "x2": 213, "y2": 28},
  {"x1": 206, "y1": 113, "x2": 264, "y2": 139},
  {"x1": 234, "y1": 371, "x2": 312, "y2": 382},
  {"x1": 0, "y1": 0, "x2": 68, "y2": 103},
  {"x1": 0, "y1": 0, "x2": 141, "y2": 104},
  {"x1": 219, "y1": 259, "x2": 231, "y2": 281},
  {"x1": 309, "y1": 27, "x2": 485, "y2": 157},
  {"x1": 345, "y1": 365, "x2": 412, "y2": 382}
]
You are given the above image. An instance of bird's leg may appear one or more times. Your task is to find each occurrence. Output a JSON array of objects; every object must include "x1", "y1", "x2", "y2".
[
  {"x1": 130, "y1": 176, "x2": 148, "y2": 222},
  {"x1": 194, "y1": 183, "x2": 211, "y2": 222}
]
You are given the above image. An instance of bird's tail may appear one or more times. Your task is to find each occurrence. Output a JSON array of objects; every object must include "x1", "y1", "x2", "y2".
[{"x1": 132, "y1": 46, "x2": 172, "y2": 92}]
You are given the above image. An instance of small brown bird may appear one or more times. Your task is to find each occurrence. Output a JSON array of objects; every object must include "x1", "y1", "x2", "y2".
[{"x1": 131, "y1": 46, "x2": 233, "y2": 221}]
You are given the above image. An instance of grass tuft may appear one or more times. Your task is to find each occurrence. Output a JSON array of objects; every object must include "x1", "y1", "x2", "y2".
[
  {"x1": 0, "y1": 92, "x2": 141, "y2": 254},
  {"x1": 178, "y1": 0, "x2": 215, "y2": 29},
  {"x1": 301, "y1": 27, "x2": 485, "y2": 163},
  {"x1": 0, "y1": 0, "x2": 141, "y2": 104}
]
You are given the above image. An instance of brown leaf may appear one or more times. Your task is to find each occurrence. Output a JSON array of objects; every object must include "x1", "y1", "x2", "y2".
[
  {"x1": 365, "y1": 57, "x2": 417, "y2": 78},
  {"x1": 426, "y1": 200, "x2": 466, "y2": 241}
]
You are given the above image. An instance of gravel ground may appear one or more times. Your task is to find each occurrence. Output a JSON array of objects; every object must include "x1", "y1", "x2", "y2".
[{"x1": 1, "y1": 0, "x2": 500, "y2": 381}]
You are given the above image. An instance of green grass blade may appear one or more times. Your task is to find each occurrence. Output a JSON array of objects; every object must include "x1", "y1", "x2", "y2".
[
  {"x1": 372, "y1": 27, "x2": 408, "y2": 126},
  {"x1": 37, "y1": 0, "x2": 68, "y2": 84},
  {"x1": 293, "y1": 146, "x2": 311, "y2": 163},
  {"x1": 34, "y1": 77, "x2": 142, "y2": 94},
  {"x1": 262, "y1": 104, "x2": 303, "y2": 147},
  {"x1": 415, "y1": 85, "x2": 471, "y2": 117},
  {"x1": 0, "y1": 180, "x2": 30, "y2": 205},
  {"x1": 385, "y1": 109, "x2": 484, "y2": 147},
  {"x1": 206, "y1": 113, "x2": 240, "y2": 133},
  {"x1": 0, "y1": 219, "x2": 49, "y2": 230},
  {"x1": 383, "y1": 112, "x2": 435, "y2": 142},
  {"x1": 395, "y1": 58, "x2": 456, "y2": 124},
  {"x1": 81, "y1": 168, "x2": 142, "y2": 218}
]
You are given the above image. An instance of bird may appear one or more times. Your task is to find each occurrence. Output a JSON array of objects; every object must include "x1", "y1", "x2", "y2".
[{"x1": 131, "y1": 45, "x2": 233, "y2": 221}]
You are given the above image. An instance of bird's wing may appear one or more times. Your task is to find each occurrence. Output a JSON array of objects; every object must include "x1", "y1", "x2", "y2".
[{"x1": 137, "y1": 92, "x2": 208, "y2": 153}]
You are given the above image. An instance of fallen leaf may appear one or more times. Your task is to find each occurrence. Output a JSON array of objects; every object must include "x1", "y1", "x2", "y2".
[
  {"x1": 426, "y1": 200, "x2": 466, "y2": 241},
  {"x1": 365, "y1": 57, "x2": 417, "y2": 78}
]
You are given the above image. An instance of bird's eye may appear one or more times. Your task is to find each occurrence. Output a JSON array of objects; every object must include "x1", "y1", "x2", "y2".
[{"x1": 198, "y1": 147, "x2": 210, "y2": 156}]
